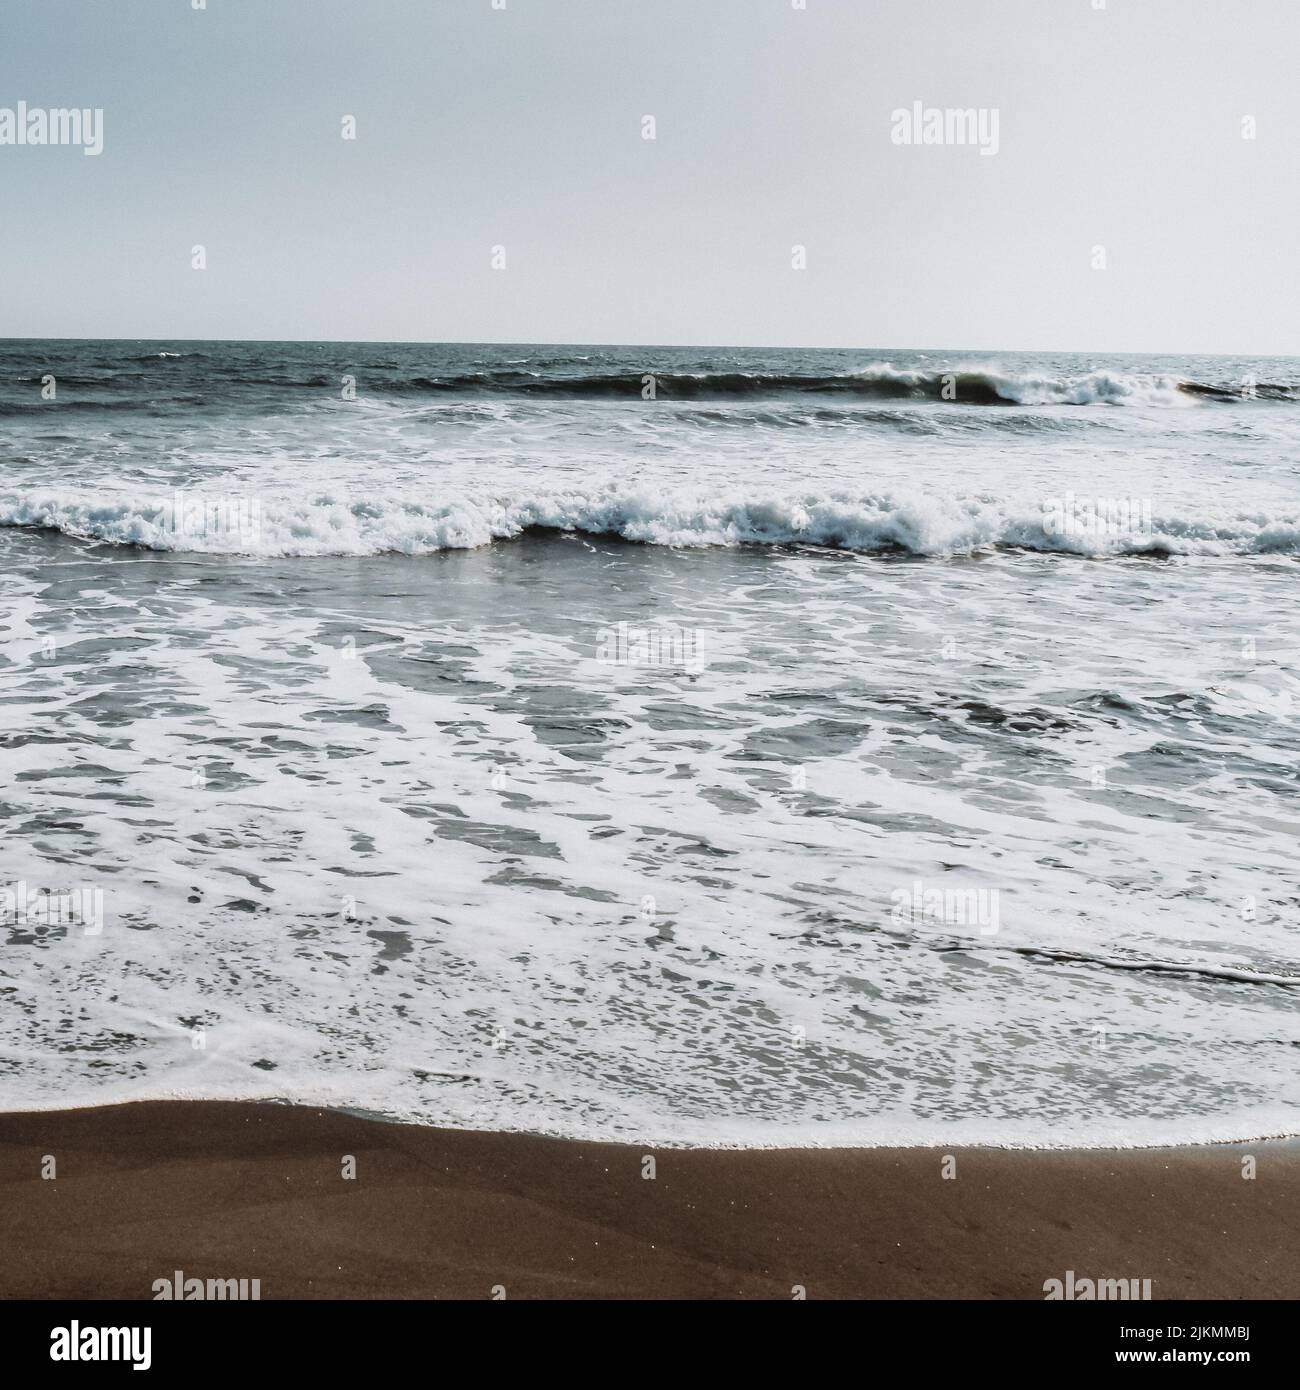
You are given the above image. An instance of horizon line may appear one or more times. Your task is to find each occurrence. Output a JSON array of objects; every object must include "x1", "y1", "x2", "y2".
[{"x1": 1, "y1": 335, "x2": 1297, "y2": 361}]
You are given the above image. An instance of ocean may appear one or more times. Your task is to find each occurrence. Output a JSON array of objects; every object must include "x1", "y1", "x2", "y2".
[{"x1": 1, "y1": 340, "x2": 1297, "y2": 1147}]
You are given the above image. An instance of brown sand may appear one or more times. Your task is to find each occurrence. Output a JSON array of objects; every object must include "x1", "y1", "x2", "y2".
[{"x1": 0, "y1": 1101, "x2": 1293, "y2": 1299}]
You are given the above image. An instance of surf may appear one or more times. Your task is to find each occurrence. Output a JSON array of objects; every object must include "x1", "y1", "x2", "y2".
[{"x1": 3, "y1": 485, "x2": 1298, "y2": 558}]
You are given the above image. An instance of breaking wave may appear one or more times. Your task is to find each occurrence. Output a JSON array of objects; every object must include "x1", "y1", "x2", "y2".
[
  {"x1": 4, "y1": 486, "x2": 1299, "y2": 558},
  {"x1": 295, "y1": 365, "x2": 1300, "y2": 405}
]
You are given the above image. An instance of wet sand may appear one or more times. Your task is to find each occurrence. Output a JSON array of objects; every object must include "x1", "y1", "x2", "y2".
[{"x1": 0, "y1": 1101, "x2": 1293, "y2": 1300}]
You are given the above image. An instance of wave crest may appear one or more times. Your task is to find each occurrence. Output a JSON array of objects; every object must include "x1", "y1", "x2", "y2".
[
  {"x1": 365, "y1": 364, "x2": 1298, "y2": 406},
  {"x1": 3, "y1": 487, "x2": 1299, "y2": 559}
]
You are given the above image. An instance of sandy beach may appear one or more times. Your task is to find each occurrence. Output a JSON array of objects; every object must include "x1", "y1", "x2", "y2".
[
  {"x1": 4, "y1": 0, "x2": 1299, "y2": 1328},
  {"x1": 0, "y1": 1101, "x2": 1293, "y2": 1300}
]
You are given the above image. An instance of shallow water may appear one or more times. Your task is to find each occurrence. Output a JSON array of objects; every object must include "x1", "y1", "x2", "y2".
[{"x1": 1, "y1": 341, "x2": 1297, "y2": 1144}]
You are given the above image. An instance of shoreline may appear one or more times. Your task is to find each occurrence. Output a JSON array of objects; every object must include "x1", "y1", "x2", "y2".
[
  {"x1": 8, "y1": 1087, "x2": 1297, "y2": 1153},
  {"x1": 1, "y1": 1100, "x2": 1295, "y2": 1300}
]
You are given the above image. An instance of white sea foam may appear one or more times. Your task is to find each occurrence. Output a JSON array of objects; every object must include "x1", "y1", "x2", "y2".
[
  {"x1": 3, "y1": 486, "x2": 1298, "y2": 558},
  {"x1": 1, "y1": 545, "x2": 1297, "y2": 1147},
  {"x1": 846, "y1": 362, "x2": 1199, "y2": 407},
  {"x1": 3, "y1": 343, "x2": 1298, "y2": 1148}
]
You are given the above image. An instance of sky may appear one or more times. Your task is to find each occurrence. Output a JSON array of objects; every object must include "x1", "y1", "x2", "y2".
[{"x1": 1, "y1": 0, "x2": 1297, "y2": 353}]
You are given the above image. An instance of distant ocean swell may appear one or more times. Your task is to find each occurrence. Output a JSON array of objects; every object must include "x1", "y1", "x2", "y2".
[{"x1": 4, "y1": 487, "x2": 1299, "y2": 558}]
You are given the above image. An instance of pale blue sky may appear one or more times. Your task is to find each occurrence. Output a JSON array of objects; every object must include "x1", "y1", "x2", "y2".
[{"x1": 2, "y1": 0, "x2": 1297, "y2": 352}]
